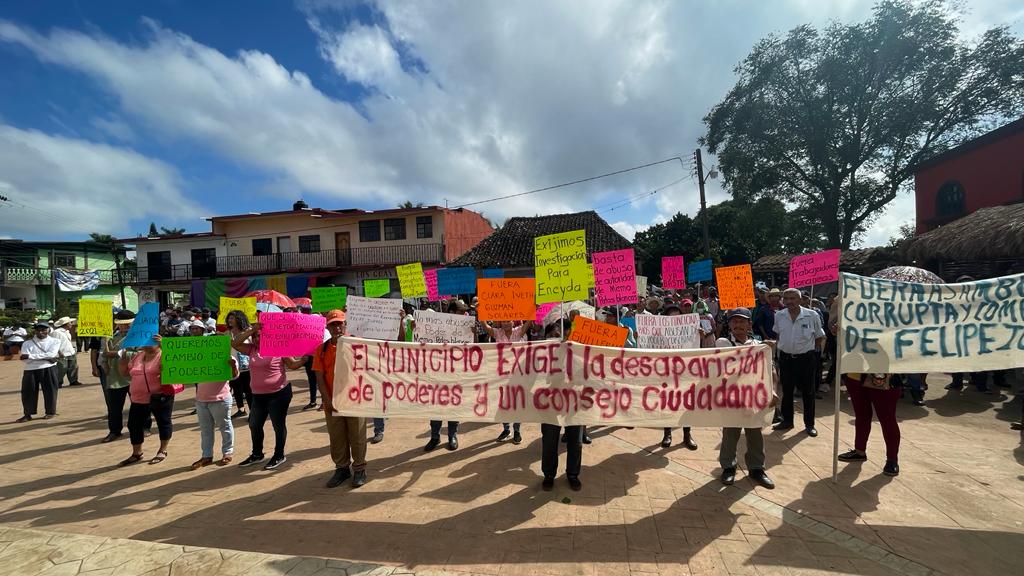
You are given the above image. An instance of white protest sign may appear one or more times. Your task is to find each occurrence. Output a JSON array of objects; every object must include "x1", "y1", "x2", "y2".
[
  {"x1": 413, "y1": 310, "x2": 476, "y2": 344},
  {"x1": 635, "y1": 313, "x2": 701, "y2": 349},
  {"x1": 636, "y1": 275, "x2": 648, "y2": 298},
  {"x1": 345, "y1": 296, "x2": 402, "y2": 340},
  {"x1": 838, "y1": 272, "x2": 1024, "y2": 374},
  {"x1": 334, "y1": 337, "x2": 774, "y2": 428}
]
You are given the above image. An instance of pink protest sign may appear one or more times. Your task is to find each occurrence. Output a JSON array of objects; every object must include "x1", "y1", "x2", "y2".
[
  {"x1": 536, "y1": 302, "x2": 558, "y2": 325},
  {"x1": 661, "y1": 256, "x2": 686, "y2": 289},
  {"x1": 593, "y1": 249, "x2": 638, "y2": 307},
  {"x1": 424, "y1": 268, "x2": 450, "y2": 302},
  {"x1": 788, "y1": 249, "x2": 841, "y2": 288},
  {"x1": 258, "y1": 312, "x2": 326, "y2": 357}
]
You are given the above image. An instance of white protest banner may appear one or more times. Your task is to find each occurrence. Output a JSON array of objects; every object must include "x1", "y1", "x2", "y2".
[
  {"x1": 635, "y1": 313, "x2": 701, "y2": 349},
  {"x1": 413, "y1": 310, "x2": 476, "y2": 344},
  {"x1": 334, "y1": 337, "x2": 774, "y2": 428},
  {"x1": 346, "y1": 296, "x2": 402, "y2": 340},
  {"x1": 838, "y1": 272, "x2": 1024, "y2": 374}
]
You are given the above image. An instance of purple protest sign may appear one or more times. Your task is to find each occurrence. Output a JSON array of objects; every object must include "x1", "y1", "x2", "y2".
[{"x1": 789, "y1": 249, "x2": 841, "y2": 288}]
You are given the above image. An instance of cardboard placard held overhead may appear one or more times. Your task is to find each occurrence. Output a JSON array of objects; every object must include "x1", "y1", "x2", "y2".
[
  {"x1": 593, "y1": 249, "x2": 637, "y2": 307},
  {"x1": 661, "y1": 256, "x2": 686, "y2": 289},
  {"x1": 345, "y1": 296, "x2": 403, "y2": 340},
  {"x1": 162, "y1": 336, "x2": 233, "y2": 384},
  {"x1": 477, "y1": 278, "x2": 536, "y2": 321},
  {"x1": 687, "y1": 259, "x2": 713, "y2": 283},
  {"x1": 789, "y1": 249, "x2": 841, "y2": 288},
  {"x1": 77, "y1": 299, "x2": 113, "y2": 337},
  {"x1": 396, "y1": 263, "x2": 427, "y2": 298},
  {"x1": 423, "y1": 269, "x2": 449, "y2": 302},
  {"x1": 534, "y1": 230, "x2": 589, "y2": 304},
  {"x1": 218, "y1": 297, "x2": 257, "y2": 324},
  {"x1": 121, "y1": 302, "x2": 160, "y2": 348},
  {"x1": 436, "y1": 267, "x2": 478, "y2": 295},
  {"x1": 310, "y1": 287, "x2": 347, "y2": 312},
  {"x1": 715, "y1": 264, "x2": 755, "y2": 310},
  {"x1": 258, "y1": 312, "x2": 326, "y2": 357},
  {"x1": 363, "y1": 279, "x2": 392, "y2": 298},
  {"x1": 569, "y1": 316, "x2": 629, "y2": 348}
]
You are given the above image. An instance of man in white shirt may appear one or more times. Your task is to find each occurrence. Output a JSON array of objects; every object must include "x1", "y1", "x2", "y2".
[
  {"x1": 772, "y1": 288, "x2": 825, "y2": 437},
  {"x1": 200, "y1": 308, "x2": 218, "y2": 334},
  {"x1": 19, "y1": 322, "x2": 62, "y2": 422},
  {"x1": 51, "y1": 317, "x2": 82, "y2": 387}
]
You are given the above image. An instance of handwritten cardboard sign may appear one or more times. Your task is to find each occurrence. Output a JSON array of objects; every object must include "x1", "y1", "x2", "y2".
[
  {"x1": 535, "y1": 302, "x2": 559, "y2": 325},
  {"x1": 437, "y1": 267, "x2": 477, "y2": 295},
  {"x1": 661, "y1": 256, "x2": 686, "y2": 289},
  {"x1": 423, "y1": 269, "x2": 449, "y2": 302},
  {"x1": 258, "y1": 312, "x2": 326, "y2": 357},
  {"x1": 332, "y1": 336, "x2": 775, "y2": 428},
  {"x1": 345, "y1": 296, "x2": 402, "y2": 340},
  {"x1": 715, "y1": 264, "x2": 755, "y2": 310},
  {"x1": 477, "y1": 278, "x2": 536, "y2": 321},
  {"x1": 534, "y1": 230, "x2": 589, "y2": 304},
  {"x1": 636, "y1": 275, "x2": 648, "y2": 298},
  {"x1": 635, "y1": 313, "x2": 700, "y2": 349},
  {"x1": 396, "y1": 263, "x2": 427, "y2": 298},
  {"x1": 412, "y1": 310, "x2": 476, "y2": 344},
  {"x1": 570, "y1": 316, "x2": 628, "y2": 347},
  {"x1": 77, "y1": 299, "x2": 113, "y2": 337},
  {"x1": 483, "y1": 268, "x2": 504, "y2": 279},
  {"x1": 310, "y1": 287, "x2": 347, "y2": 312},
  {"x1": 363, "y1": 279, "x2": 392, "y2": 298},
  {"x1": 162, "y1": 335, "x2": 233, "y2": 384},
  {"x1": 789, "y1": 249, "x2": 841, "y2": 288},
  {"x1": 218, "y1": 297, "x2": 257, "y2": 325},
  {"x1": 687, "y1": 259, "x2": 713, "y2": 283},
  {"x1": 593, "y1": 249, "x2": 637, "y2": 307},
  {"x1": 121, "y1": 302, "x2": 160, "y2": 348}
]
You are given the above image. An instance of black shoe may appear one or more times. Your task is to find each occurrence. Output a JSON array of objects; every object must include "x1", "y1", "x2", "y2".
[
  {"x1": 447, "y1": 435, "x2": 459, "y2": 451},
  {"x1": 303, "y1": 402, "x2": 317, "y2": 411},
  {"x1": 512, "y1": 431, "x2": 522, "y2": 445},
  {"x1": 661, "y1": 433, "x2": 672, "y2": 448},
  {"x1": 101, "y1": 433, "x2": 122, "y2": 444},
  {"x1": 327, "y1": 468, "x2": 351, "y2": 488},
  {"x1": 582, "y1": 434, "x2": 592, "y2": 445},
  {"x1": 352, "y1": 470, "x2": 367, "y2": 488},
  {"x1": 238, "y1": 454, "x2": 265, "y2": 467},
  {"x1": 424, "y1": 437, "x2": 441, "y2": 452},
  {"x1": 568, "y1": 476, "x2": 582, "y2": 491},
  {"x1": 944, "y1": 383, "x2": 963, "y2": 390},
  {"x1": 561, "y1": 434, "x2": 568, "y2": 443},
  {"x1": 749, "y1": 469, "x2": 775, "y2": 489},
  {"x1": 805, "y1": 427, "x2": 818, "y2": 438},
  {"x1": 231, "y1": 409, "x2": 247, "y2": 419},
  {"x1": 370, "y1": 432, "x2": 384, "y2": 444},
  {"x1": 720, "y1": 468, "x2": 736, "y2": 486},
  {"x1": 496, "y1": 429, "x2": 511, "y2": 442},
  {"x1": 772, "y1": 422, "x2": 794, "y2": 431},
  {"x1": 69, "y1": 381, "x2": 83, "y2": 387},
  {"x1": 542, "y1": 476, "x2": 554, "y2": 491},
  {"x1": 189, "y1": 409, "x2": 197, "y2": 416},
  {"x1": 883, "y1": 460, "x2": 899, "y2": 476},
  {"x1": 682, "y1": 435, "x2": 698, "y2": 450},
  {"x1": 913, "y1": 399, "x2": 925, "y2": 406},
  {"x1": 264, "y1": 455, "x2": 287, "y2": 470},
  {"x1": 837, "y1": 450, "x2": 867, "y2": 462}
]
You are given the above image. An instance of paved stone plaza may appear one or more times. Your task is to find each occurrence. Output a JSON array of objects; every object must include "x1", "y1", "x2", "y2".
[{"x1": 0, "y1": 353, "x2": 1022, "y2": 576}]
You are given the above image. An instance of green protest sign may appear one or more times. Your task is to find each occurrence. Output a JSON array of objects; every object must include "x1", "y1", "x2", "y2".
[
  {"x1": 363, "y1": 278, "x2": 392, "y2": 298},
  {"x1": 310, "y1": 286, "x2": 347, "y2": 312},
  {"x1": 161, "y1": 336, "x2": 233, "y2": 385}
]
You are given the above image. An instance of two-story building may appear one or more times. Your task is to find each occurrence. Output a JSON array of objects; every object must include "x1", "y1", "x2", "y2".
[
  {"x1": 125, "y1": 201, "x2": 493, "y2": 307},
  {"x1": 0, "y1": 240, "x2": 136, "y2": 313}
]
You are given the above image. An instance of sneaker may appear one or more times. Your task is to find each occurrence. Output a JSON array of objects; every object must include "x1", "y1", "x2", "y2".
[
  {"x1": 238, "y1": 454, "x2": 265, "y2": 467},
  {"x1": 352, "y1": 470, "x2": 367, "y2": 488},
  {"x1": 264, "y1": 455, "x2": 287, "y2": 470},
  {"x1": 327, "y1": 468, "x2": 351, "y2": 488},
  {"x1": 582, "y1": 433, "x2": 592, "y2": 445},
  {"x1": 231, "y1": 409, "x2": 247, "y2": 419},
  {"x1": 496, "y1": 429, "x2": 511, "y2": 443},
  {"x1": 424, "y1": 437, "x2": 441, "y2": 452},
  {"x1": 883, "y1": 460, "x2": 899, "y2": 476},
  {"x1": 720, "y1": 467, "x2": 736, "y2": 486},
  {"x1": 370, "y1": 432, "x2": 384, "y2": 444},
  {"x1": 512, "y1": 431, "x2": 522, "y2": 445},
  {"x1": 568, "y1": 477, "x2": 582, "y2": 491},
  {"x1": 542, "y1": 476, "x2": 555, "y2": 491},
  {"x1": 837, "y1": 450, "x2": 867, "y2": 462}
]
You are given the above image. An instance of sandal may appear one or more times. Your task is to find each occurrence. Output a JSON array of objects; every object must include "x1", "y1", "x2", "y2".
[
  {"x1": 119, "y1": 453, "x2": 144, "y2": 467},
  {"x1": 150, "y1": 451, "x2": 168, "y2": 464}
]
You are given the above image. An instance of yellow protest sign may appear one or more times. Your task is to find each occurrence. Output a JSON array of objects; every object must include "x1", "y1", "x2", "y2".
[
  {"x1": 218, "y1": 297, "x2": 258, "y2": 324},
  {"x1": 534, "y1": 230, "x2": 588, "y2": 304},
  {"x1": 715, "y1": 264, "x2": 755, "y2": 310},
  {"x1": 396, "y1": 263, "x2": 427, "y2": 298},
  {"x1": 77, "y1": 299, "x2": 113, "y2": 337}
]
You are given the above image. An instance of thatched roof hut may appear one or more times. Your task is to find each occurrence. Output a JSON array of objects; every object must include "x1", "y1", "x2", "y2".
[
  {"x1": 902, "y1": 204, "x2": 1024, "y2": 280},
  {"x1": 752, "y1": 247, "x2": 898, "y2": 289}
]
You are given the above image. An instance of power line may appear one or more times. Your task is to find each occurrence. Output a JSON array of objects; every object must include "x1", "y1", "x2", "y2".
[{"x1": 597, "y1": 175, "x2": 691, "y2": 214}]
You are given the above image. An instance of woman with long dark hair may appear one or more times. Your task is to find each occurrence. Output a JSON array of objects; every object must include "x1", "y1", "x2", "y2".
[{"x1": 226, "y1": 311, "x2": 253, "y2": 419}]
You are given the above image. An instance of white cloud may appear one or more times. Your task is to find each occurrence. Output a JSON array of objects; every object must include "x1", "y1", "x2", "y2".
[
  {"x1": 860, "y1": 190, "x2": 916, "y2": 247},
  {"x1": 0, "y1": 125, "x2": 192, "y2": 237},
  {"x1": 609, "y1": 220, "x2": 647, "y2": 242}
]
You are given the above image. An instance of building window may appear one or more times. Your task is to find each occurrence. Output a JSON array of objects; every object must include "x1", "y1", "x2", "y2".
[
  {"x1": 252, "y1": 238, "x2": 273, "y2": 256},
  {"x1": 384, "y1": 218, "x2": 407, "y2": 241},
  {"x1": 935, "y1": 180, "x2": 965, "y2": 218},
  {"x1": 190, "y1": 248, "x2": 216, "y2": 264},
  {"x1": 359, "y1": 220, "x2": 381, "y2": 242},
  {"x1": 416, "y1": 216, "x2": 433, "y2": 239},
  {"x1": 52, "y1": 253, "x2": 76, "y2": 268},
  {"x1": 299, "y1": 235, "x2": 321, "y2": 253}
]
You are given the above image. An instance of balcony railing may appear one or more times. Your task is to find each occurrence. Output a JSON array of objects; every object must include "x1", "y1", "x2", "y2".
[
  {"x1": 136, "y1": 243, "x2": 445, "y2": 283},
  {"x1": 0, "y1": 267, "x2": 137, "y2": 286}
]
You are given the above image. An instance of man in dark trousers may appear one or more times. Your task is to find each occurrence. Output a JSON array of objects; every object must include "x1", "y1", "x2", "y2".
[
  {"x1": 772, "y1": 288, "x2": 825, "y2": 437},
  {"x1": 542, "y1": 423, "x2": 582, "y2": 491},
  {"x1": 18, "y1": 322, "x2": 61, "y2": 422}
]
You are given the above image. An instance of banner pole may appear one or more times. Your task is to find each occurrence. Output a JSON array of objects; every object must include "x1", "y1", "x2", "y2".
[{"x1": 832, "y1": 282, "x2": 843, "y2": 484}]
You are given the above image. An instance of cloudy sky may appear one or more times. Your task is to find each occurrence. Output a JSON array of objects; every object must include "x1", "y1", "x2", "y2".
[{"x1": 1, "y1": 0, "x2": 1021, "y2": 246}]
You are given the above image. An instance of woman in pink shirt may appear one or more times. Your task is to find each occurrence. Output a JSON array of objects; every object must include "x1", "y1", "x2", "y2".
[
  {"x1": 118, "y1": 335, "x2": 184, "y2": 466},
  {"x1": 482, "y1": 320, "x2": 532, "y2": 444},
  {"x1": 231, "y1": 320, "x2": 305, "y2": 471},
  {"x1": 192, "y1": 356, "x2": 240, "y2": 469}
]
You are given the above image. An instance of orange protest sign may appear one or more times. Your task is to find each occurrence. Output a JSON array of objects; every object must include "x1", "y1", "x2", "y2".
[
  {"x1": 477, "y1": 278, "x2": 536, "y2": 321},
  {"x1": 569, "y1": 316, "x2": 628, "y2": 347},
  {"x1": 715, "y1": 264, "x2": 755, "y2": 310}
]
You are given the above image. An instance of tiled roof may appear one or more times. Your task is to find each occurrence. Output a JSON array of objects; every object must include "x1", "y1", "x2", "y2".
[
  {"x1": 449, "y1": 211, "x2": 634, "y2": 268},
  {"x1": 752, "y1": 247, "x2": 894, "y2": 274}
]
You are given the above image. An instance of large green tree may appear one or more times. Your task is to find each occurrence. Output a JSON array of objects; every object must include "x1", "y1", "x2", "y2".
[{"x1": 702, "y1": 0, "x2": 1024, "y2": 248}]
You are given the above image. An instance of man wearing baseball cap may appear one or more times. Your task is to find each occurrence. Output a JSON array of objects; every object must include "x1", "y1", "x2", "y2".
[
  {"x1": 313, "y1": 310, "x2": 368, "y2": 488},
  {"x1": 18, "y1": 322, "x2": 62, "y2": 422}
]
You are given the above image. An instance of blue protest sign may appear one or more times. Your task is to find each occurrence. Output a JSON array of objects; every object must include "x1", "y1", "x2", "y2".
[
  {"x1": 120, "y1": 302, "x2": 160, "y2": 348},
  {"x1": 687, "y1": 259, "x2": 713, "y2": 283},
  {"x1": 483, "y1": 268, "x2": 504, "y2": 279},
  {"x1": 436, "y1": 267, "x2": 478, "y2": 295},
  {"x1": 620, "y1": 316, "x2": 637, "y2": 334}
]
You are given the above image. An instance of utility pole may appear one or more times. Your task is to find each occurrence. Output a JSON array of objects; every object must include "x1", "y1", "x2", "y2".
[
  {"x1": 694, "y1": 149, "x2": 712, "y2": 260},
  {"x1": 49, "y1": 248, "x2": 57, "y2": 315}
]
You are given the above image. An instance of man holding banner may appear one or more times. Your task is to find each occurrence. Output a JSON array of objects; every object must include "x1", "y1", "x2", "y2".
[
  {"x1": 773, "y1": 288, "x2": 825, "y2": 436},
  {"x1": 315, "y1": 310, "x2": 368, "y2": 488}
]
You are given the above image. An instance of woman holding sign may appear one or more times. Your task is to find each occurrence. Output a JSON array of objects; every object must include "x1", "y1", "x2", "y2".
[
  {"x1": 482, "y1": 320, "x2": 532, "y2": 445},
  {"x1": 659, "y1": 303, "x2": 698, "y2": 451},
  {"x1": 231, "y1": 321, "x2": 306, "y2": 470},
  {"x1": 225, "y1": 311, "x2": 253, "y2": 419},
  {"x1": 117, "y1": 335, "x2": 184, "y2": 466}
]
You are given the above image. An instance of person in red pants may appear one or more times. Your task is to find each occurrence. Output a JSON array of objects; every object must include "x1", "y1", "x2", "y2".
[{"x1": 837, "y1": 373, "x2": 902, "y2": 476}]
